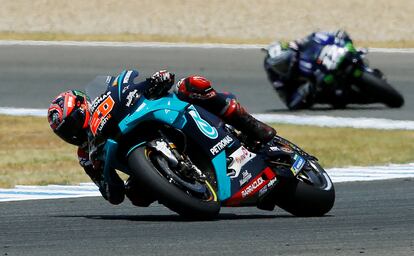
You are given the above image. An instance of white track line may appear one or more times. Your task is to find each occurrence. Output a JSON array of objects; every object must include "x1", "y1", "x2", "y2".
[
  {"x1": 254, "y1": 113, "x2": 414, "y2": 130},
  {"x1": 0, "y1": 40, "x2": 414, "y2": 53},
  {"x1": 0, "y1": 107, "x2": 46, "y2": 116},
  {"x1": 0, "y1": 183, "x2": 100, "y2": 202},
  {"x1": 329, "y1": 163, "x2": 414, "y2": 182},
  {"x1": 1, "y1": 163, "x2": 413, "y2": 202}
]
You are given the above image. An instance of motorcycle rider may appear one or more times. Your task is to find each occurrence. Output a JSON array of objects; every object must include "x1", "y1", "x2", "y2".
[
  {"x1": 47, "y1": 69, "x2": 276, "y2": 206},
  {"x1": 264, "y1": 30, "x2": 352, "y2": 109}
]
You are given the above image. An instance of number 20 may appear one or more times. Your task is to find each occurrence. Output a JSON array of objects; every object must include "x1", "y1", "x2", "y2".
[{"x1": 90, "y1": 96, "x2": 115, "y2": 135}]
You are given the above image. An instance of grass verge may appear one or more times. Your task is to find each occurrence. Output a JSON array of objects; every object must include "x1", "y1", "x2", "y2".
[
  {"x1": 1, "y1": 32, "x2": 414, "y2": 48},
  {"x1": 1, "y1": 115, "x2": 413, "y2": 188}
]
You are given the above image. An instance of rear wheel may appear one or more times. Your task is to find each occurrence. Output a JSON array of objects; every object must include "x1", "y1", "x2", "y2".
[
  {"x1": 128, "y1": 146, "x2": 220, "y2": 219},
  {"x1": 275, "y1": 160, "x2": 335, "y2": 217},
  {"x1": 358, "y1": 71, "x2": 404, "y2": 108}
]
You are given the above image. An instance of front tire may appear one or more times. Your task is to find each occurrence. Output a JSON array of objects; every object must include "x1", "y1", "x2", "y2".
[
  {"x1": 128, "y1": 146, "x2": 220, "y2": 219},
  {"x1": 358, "y1": 71, "x2": 404, "y2": 108}
]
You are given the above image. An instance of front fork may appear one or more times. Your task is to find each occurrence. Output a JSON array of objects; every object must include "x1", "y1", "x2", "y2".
[{"x1": 147, "y1": 135, "x2": 206, "y2": 181}]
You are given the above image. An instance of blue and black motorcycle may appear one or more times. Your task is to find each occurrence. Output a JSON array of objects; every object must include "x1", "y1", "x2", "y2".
[
  {"x1": 86, "y1": 74, "x2": 335, "y2": 219},
  {"x1": 264, "y1": 32, "x2": 404, "y2": 109}
]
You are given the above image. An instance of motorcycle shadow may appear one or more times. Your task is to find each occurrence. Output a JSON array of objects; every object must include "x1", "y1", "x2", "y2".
[
  {"x1": 265, "y1": 104, "x2": 387, "y2": 113},
  {"x1": 54, "y1": 213, "x2": 332, "y2": 222}
]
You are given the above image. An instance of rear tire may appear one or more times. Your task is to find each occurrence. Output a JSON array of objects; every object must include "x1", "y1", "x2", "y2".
[
  {"x1": 358, "y1": 71, "x2": 404, "y2": 108},
  {"x1": 275, "y1": 162, "x2": 335, "y2": 217},
  {"x1": 128, "y1": 146, "x2": 220, "y2": 219}
]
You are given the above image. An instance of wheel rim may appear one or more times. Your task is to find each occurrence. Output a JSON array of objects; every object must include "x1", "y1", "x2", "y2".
[
  {"x1": 297, "y1": 160, "x2": 333, "y2": 191},
  {"x1": 145, "y1": 148, "x2": 218, "y2": 202}
]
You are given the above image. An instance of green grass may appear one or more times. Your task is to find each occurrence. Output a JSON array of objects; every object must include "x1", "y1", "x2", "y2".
[
  {"x1": 1, "y1": 32, "x2": 414, "y2": 48},
  {"x1": 274, "y1": 124, "x2": 414, "y2": 168},
  {"x1": 1, "y1": 115, "x2": 413, "y2": 188}
]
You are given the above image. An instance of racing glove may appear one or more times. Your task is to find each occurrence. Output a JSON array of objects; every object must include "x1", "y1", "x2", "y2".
[
  {"x1": 77, "y1": 147, "x2": 92, "y2": 169},
  {"x1": 146, "y1": 70, "x2": 175, "y2": 98}
]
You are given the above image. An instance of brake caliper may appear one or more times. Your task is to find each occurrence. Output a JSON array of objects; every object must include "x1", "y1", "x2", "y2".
[{"x1": 148, "y1": 140, "x2": 179, "y2": 167}]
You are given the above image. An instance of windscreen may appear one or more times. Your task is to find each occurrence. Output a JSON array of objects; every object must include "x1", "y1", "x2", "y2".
[{"x1": 85, "y1": 76, "x2": 112, "y2": 103}]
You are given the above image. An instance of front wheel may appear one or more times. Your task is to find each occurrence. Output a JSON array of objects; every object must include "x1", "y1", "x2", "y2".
[
  {"x1": 274, "y1": 161, "x2": 335, "y2": 217},
  {"x1": 357, "y1": 71, "x2": 404, "y2": 108},
  {"x1": 128, "y1": 146, "x2": 220, "y2": 219}
]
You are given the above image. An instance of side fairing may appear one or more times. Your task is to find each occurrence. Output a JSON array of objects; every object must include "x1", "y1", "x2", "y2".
[
  {"x1": 179, "y1": 105, "x2": 270, "y2": 202},
  {"x1": 180, "y1": 105, "x2": 233, "y2": 200}
]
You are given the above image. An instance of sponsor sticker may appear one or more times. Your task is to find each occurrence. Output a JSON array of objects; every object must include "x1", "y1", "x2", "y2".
[
  {"x1": 91, "y1": 91, "x2": 111, "y2": 112},
  {"x1": 105, "y1": 76, "x2": 112, "y2": 84},
  {"x1": 67, "y1": 96, "x2": 75, "y2": 108},
  {"x1": 122, "y1": 85, "x2": 130, "y2": 94},
  {"x1": 123, "y1": 70, "x2": 133, "y2": 84},
  {"x1": 97, "y1": 114, "x2": 112, "y2": 132},
  {"x1": 269, "y1": 146, "x2": 280, "y2": 151},
  {"x1": 239, "y1": 170, "x2": 252, "y2": 186},
  {"x1": 188, "y1": 106, "x2": 218, "y2": 139},
  {"x1": 227, "y1": 146, "x2": 256, "y2": 178},
  {"x1": 241, "y1": 177, "x2": 264, "y2": 198},
  {"x1": 225, "y1": 168, "x2": 276, "y2": 205},
  {"x1": 267, "y1": 177, "x2": 277, "y2": 188},
  {"x1": 280, "y1": 146, "x2": 293, "y2": 153},
  {"x1": 210, "y1": 135, "x2": 233, "y2": 155},
  {"x1": 258, "y1": 186, "x2": 268, "y2": 197},
  {"x1": 291, "y1": 154, "x2": 305, "y2": 175},
  {"x1": 90, "y1": 94, "x2": 115, "y2": 135},
  {"x1": 126, "y1": 89, "x2": 139, "y2": 107}
]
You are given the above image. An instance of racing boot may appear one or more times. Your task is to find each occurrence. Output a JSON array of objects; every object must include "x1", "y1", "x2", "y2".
[
  {"x1": 222, "y1": 99, "x2": 276, "y2": 146},
  {"x1": 89, "y1": 167, "x2": 125, "y2": 205},
  {"x1": 78, "y1": 147, "x2": 125, "y2": 205}
]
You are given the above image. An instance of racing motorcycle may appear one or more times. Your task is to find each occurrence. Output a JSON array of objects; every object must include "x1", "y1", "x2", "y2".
[
  {"x1": 86, "y1": 76, "x2": 335, "y2": 219},
  {"x1": 263, "y1": 33, "x2": 404, "y2": 109}
]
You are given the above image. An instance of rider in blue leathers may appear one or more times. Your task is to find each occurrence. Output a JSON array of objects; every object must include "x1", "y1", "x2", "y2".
[{"x1": 264, "y1": 30, "x2": 352, "y2": 109}]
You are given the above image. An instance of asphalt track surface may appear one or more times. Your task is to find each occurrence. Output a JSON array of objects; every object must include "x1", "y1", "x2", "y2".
[
  {"x1": 0, "y1": 44, "x2": 413, "y2": 120},
  {"x1": 1, "y1": 44, "x2": 413, "y2": 255},
  {"x1": 0, "y1": 179, "x2": 413, "y2": 256}
]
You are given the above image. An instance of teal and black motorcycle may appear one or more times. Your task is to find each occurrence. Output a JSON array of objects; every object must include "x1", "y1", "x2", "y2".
[{"x1": 86, "y1": 75, "x2": 335, "y2": 219}]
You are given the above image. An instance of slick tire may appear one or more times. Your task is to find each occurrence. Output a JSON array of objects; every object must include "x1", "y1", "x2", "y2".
[
  {"x1": 359, "y1": 71, "x2": 404, "y2": 108},
  {"x1": 275, "y1": 165, "x2": 335, "y2": 217},
  {"x1": 128, "y1": 146, "x2": 220, "y2": 220}
]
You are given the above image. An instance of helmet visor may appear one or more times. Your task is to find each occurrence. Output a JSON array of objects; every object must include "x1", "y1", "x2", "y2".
[{"x1": 54, "y1": 109, "x2": 87, "y2": 145}]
